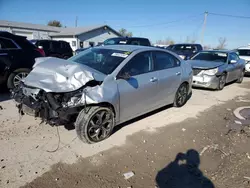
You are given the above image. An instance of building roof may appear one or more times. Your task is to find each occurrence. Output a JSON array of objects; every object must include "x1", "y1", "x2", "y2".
[
  {"x1": 0, "y1": 20, "x2": 62, "y2": 32},
  {"x1": 50, "y1": 25, "x2": 121, "y2": 37}
]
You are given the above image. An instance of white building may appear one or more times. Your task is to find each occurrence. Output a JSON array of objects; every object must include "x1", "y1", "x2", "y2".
[
  {"x1": 0, "y1": 20, "x2": 121, "y2": 51},
  {"x1": 50, "y1": 25, "x2": 121, "y2": 51}
]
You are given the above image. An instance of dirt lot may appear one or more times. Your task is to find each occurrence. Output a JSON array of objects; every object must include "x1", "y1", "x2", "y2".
[{"x1": 0, "y1": 78, "x2": 250, "y2": 188}]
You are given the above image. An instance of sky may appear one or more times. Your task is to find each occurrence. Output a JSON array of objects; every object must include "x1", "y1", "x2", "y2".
[{"x1": 0, "y1": 0, "x2": 250, "y2": 48}]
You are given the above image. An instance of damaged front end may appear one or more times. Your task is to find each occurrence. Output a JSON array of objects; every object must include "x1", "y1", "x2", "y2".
[
  {"x1": 11, "y1": 57, "x2": 107, "y2": 126},
  {"x1": 12, "y1": 80, "x2": 102, "y2": 126}
]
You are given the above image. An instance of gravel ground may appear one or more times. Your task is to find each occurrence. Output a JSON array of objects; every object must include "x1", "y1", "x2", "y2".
[{"x1": 0, "y1": 78, "x2": 250, "y2": 188}]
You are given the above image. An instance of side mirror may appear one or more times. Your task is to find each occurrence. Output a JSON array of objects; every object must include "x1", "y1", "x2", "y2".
[
  {"x1": 230, "y1": 60, "x2": 237, "y2": 64},
  {"x1": 117, "y1": 72, "x2": 131, "y2": 80}
]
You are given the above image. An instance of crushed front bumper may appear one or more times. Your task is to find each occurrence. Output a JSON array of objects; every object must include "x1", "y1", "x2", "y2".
[
  {"x1": 12, "y1": 84, "x2": 81, "y2": 126},
  {"x1": 192, "y1": 75, "x2": 219, "y2": 89}
]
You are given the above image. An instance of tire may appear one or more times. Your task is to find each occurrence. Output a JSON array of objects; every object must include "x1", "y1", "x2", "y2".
[
  {"x1": 75, "y1": 106, "x2": 115, "y2": 144},
  {"x1": 236, "y1": 70, "x2": 244, "y2": 83},
  {"x1": 174, "y1": 83, "x2": 188, "y2": 107},
  {"x1": 217, "y1": 73, "x2": 226, "y2": 90},
  {"x1": 7, "y1": 68, "x2": 30, "y2": 89}
]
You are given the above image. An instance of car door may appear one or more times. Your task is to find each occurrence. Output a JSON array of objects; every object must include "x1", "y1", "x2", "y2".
[
  {"x1": 152, "y1": 51, "x2": 182, "y2": 105},
  {"x1": 231, "y1": 52, "x2": 242, "y2": 76},
  {"x1": 116, "y1": 51, "x2": 159, "y2": 122},
  {"x1": 226, "y1": 53, "x2": 238, "y2": 82}
]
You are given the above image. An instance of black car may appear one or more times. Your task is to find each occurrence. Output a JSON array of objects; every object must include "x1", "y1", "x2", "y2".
[
  {"x1": 0, "y1": 32, "x2": 45, "y2": 89},
  {"x1": 167, "y1": 43, "x2": 203, "y2": 60},
  {"x1": 32, "y1": 40, "x2": 73, "y2": 59},
  {"x1": 103, "y1": 37, "x2": 151, "y2": 46}
]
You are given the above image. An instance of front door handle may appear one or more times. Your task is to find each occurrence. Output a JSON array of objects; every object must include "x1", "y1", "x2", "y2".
[
  {"x1": 176, "y1": 72, "x2": 181, "y2": 76},
  {"x1": 150, "y1": 77, "x2": 158, "y2": 82}
]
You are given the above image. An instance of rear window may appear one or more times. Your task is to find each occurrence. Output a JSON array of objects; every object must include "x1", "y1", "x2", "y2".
[
  {"x1": 15, "y1": 37, "x2": 36, "y2": 49},
  {"x1": 104, "y1": 38, "x2": 127, "y2": 45},
  {"x1": 238, "y1": 49, "x2": 250, "y2": 56},
  {"x1": 172, "y1": 45, "x2": 197, "y2": 51}
]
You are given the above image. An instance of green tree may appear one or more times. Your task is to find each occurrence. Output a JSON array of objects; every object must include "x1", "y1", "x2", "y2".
[{"x1": 47, "y1": 20, "x2": 62, "y2": 27}]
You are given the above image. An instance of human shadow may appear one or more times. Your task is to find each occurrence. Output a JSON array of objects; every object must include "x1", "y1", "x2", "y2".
[{"x1": 156, "y1": 149, "x2": 214, "y2": 188}]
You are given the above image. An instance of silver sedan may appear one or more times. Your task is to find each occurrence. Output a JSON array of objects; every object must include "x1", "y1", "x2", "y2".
[
  {"x1": 187, "y1": 50, "x2": 245, "y2": 90},
  {"x1": 12, "y1": 45, "x2": 192, "y2": 143}
]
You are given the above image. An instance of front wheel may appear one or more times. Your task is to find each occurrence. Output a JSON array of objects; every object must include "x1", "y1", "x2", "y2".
[
  {"x1": 217, "y1": 73, "x2": 226, "y2": 90},
  {"x1": 75, "y1": 106, "x2": 115, "y2": 144},
  {"x1": 236, "y1": 70, "x2": 244, "y2": 83},
  {"x1": 7, "y1": 68, "x2": 30, "y2": 89},
  {"x1": 174, "y1": 83, "x2": 188, "y2": 107}
]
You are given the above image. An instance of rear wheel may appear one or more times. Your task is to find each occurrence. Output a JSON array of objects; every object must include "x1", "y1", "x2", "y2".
[
  {"x1": 236, "y1": 70, "x2": 244, "y2": 83},
  {"x1": 174, "y1": 83, "x2": 188, "y2": 107},
  {"x1": 7, "y1": 68, "x2": 30, "y2": 89},
  {"x1": 75, "y1": 106, "x2": 115, "y2": 144},
  {"x1": 217, "y1": 73, "x2": 226, "y2": 90}
]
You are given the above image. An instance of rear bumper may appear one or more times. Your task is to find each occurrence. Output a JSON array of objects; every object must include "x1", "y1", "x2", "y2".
[{"x1": 192, "y1": 75, "x2": 219, "y2": 89}]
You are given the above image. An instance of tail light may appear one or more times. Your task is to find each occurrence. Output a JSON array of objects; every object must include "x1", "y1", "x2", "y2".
[{"x1": 36, "y1": 48, "x2": 45, "y2": 57}]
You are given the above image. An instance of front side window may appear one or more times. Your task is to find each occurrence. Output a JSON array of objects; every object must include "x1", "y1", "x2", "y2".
[
  {"x1": 120, "y1": 52, "x2": 152, "y2": 76},
  {"x1": 69, "y1": 48, "x2": 131, "y2": 75},
  {"x1": 153, "y1": 51, "x2": 180, "y2": 71},
  {"x1": 192, "y1": 52, "x2": 228, "y2": 63}
]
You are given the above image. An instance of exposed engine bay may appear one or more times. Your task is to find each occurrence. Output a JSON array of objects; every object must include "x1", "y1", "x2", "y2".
[{"x1": 12, "y1": 80, "x2": 102, "y2": 126}]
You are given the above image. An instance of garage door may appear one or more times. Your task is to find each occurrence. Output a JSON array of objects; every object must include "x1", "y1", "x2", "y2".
[{"x1": 12, "y1": 31, "x2": 33, "y2": 40}]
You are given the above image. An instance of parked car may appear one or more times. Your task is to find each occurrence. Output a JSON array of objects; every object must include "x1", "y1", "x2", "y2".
[
  {"x1": 0, "y1": 32, "x2": 45, "y2": 89},
  {"x1": 236, "y1": 46, "x2": 250, "y2": 75},
  {"x1": 74, "y1": 47, "x2": 90, "y2": 55},
  {"x1": 103, "y1": 37, "x2": 151, "y2": 46},
  {"x1": 167, "y1": 43, "x2": 203, "y2": 60},
  {"x1": 32, "y1": 40, "x2": 73, "y2": 59},
  {"x1": 12, "y1": 45, "x2": 192, "y2": 143},
  {"x1": 187, "y1": 50, "x2": 245, "y2": 90}
]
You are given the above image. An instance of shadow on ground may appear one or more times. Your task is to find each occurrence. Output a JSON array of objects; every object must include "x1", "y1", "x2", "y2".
[
  {"x1": 0, "y1": 88, "x2": 11, "y2": 102},
  {"x1": 156, "y1": 149, "x2": 215, "y2": 188}
]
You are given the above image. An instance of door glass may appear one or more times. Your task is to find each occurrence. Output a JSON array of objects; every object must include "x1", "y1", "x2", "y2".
[
  {"x1": 153, "y1": 51, "x2": 180, "y2": 71},
  {"x1": 120, "y1": 52, "x2": 152, "y2": 76},
  {"x1": 0, "y1": 37, "x2": 18, "y2": 49}
]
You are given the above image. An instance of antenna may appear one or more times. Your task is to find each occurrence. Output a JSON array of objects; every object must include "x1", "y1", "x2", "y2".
[{"x1": 201, "y1": 11, "x2": 208, "y2": 45}]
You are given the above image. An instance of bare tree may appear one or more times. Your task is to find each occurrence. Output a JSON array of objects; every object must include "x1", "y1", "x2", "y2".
[
  {"x1": 203, "y1": 45, "x2": 211, "y2": 50},
  {"x1": 47, "y1": 20, "x2": 62, "y2": 27},
  {"x1": 217, "y1": 37, "x2": 227, "y2": 49},
  {"x1": 156, "y1": 38, "x2": 175, "y2": 45},
  {"x1": 119, "y1": 28, "x2": 133, "y2": 37}
]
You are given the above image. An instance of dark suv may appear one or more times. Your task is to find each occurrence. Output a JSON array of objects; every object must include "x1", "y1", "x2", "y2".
[
  {"x1": 103, "y1": 37, "x2": 151, "y2": 46},
  {"x1": 167, "y1": 43, "x2": 203, "y2": 60},
  {"x1": 31, "y1": 40, "x2": 73, "y2": 59},
  {"x1": 0, "y1": 32, "x2": 45, "y2": 89}
]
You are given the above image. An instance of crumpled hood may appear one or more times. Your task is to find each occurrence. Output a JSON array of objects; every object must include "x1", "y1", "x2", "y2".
[
  {"x1": 24, "y1": 57, "x2": 106, "y2": 92},
  {"x1": 186, "y1": 60, "x2": 224, "y2": 69}
]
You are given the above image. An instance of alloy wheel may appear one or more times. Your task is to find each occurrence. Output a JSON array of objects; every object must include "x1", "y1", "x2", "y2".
[
  {"x1": 219, "y1": 75, "x2": 226, "y2": 89},
  {"x1": 176, "y1": 85, "x2": 188, "y2": 106},
  {"x1": 87, "y1": 110, "x2": 113, "y2": 142},
  {"x1": 13, "y1": 72, "x2": 28, "y2": 87}
]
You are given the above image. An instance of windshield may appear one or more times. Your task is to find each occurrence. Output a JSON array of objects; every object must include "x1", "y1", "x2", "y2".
[
  {"x1": 238, "y1": 49, "x2": 250, "y2": 56},
  {"x1": 69, "y1": 48, "x2": 130, "y2": 74},
  {"x1": 192, "y1": 52, "x2": 228, "y2": 62},
  {"x1": 104, "y1": 38, "x2": 127, "y2": 45}
]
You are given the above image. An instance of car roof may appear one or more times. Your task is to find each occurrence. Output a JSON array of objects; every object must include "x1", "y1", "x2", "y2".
[
  {"x1": 94, "y1": 45, "x2": 156, "y2": 52},
  {"x1": 0, "y1": 31, "x2": 26, "y2": 39},
  {"x1": 107, "y1": 37, "x2": 149, "y2": 40},
  {"x1": 200, "y1": 50, "x2": 236, "y2": 53},
  {"x1": 238, "y1": 46, "x2": 250, "y2": 50},
  {"x1": 169, "y1": 43, "x2": 202, "y2": 46}
]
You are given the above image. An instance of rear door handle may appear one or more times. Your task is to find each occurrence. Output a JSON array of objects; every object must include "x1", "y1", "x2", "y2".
[
  {"x1": 150, "y1": 77, "x2": 158, "y2": 82},
  {"x1": 176, "y1": 72, "x2": 181, "y2": 76}
]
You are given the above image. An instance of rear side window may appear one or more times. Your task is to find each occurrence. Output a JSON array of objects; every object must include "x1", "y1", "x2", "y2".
[
  {"x1": 153, "y1": 51, "x2": 180, "y2": 71},
  {"x1": 52, "y1": 41, "x2": 60, "y2": 49},
  {"x1": 0, "y1": 37, "x2": 18, "y2": 49}
]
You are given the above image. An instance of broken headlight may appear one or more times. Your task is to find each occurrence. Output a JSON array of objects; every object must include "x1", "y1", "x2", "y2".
[{"x1": 203, "y1": 68, "x2": 218, "y2": 76}]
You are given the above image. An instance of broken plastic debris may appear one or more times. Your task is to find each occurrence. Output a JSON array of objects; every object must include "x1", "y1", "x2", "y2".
[
  {"x1": 123, "y1": 171, "x2": 135, "y2": 180},
  {"x1": 234, "y1": 120, "x2": 242, "y2": 125}
]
